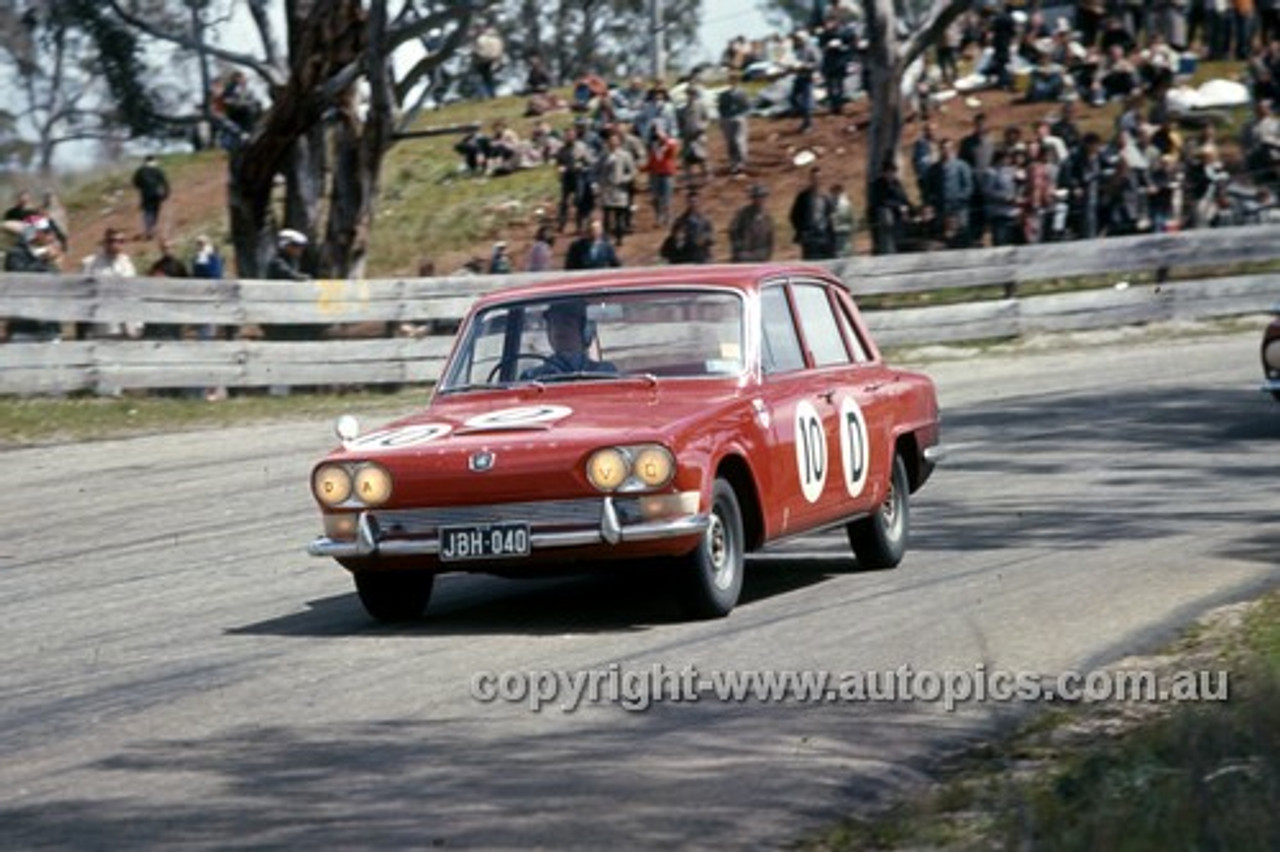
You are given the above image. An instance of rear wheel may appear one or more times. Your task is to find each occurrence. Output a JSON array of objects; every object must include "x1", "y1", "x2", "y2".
[
  {"x1": 679, "y1": 478, "x2": 745, "y2": 619},
  {"x1": 354, "y1": 570, "x2": 435, "y2": 622},
  {"x1": 847, "y1": 453, "x2": 910, "y2": 571}
]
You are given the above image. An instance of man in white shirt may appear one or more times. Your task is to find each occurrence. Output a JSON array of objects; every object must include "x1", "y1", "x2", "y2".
[{"x1": 80, "y1": 227, "x2": 139, "y2": 340}]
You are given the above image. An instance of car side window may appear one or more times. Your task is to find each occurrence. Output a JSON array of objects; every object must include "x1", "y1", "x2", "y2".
[
  {"x1": 832, "y1": 297, "x2": 872, "y2": 363},
  {"x1": 792, "y1": 284, "x2": 851, "y2": 367},
  {"x1": 761, "y1": 286, "x2": 805, "y2": 374}
]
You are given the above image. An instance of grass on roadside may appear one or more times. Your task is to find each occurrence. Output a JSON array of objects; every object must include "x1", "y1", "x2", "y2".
[
  {"x1": 0, "y1": 388, "x2": 428, "y2": 448},
  {"x1": 798, "y1": 591, "x2": 1280, "y2": 852}
]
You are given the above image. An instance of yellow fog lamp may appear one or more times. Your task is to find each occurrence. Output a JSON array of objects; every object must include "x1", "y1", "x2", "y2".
[
  {"x1": 353, "y1": 463, "x2": 393, "y2": 506},
  {"x1": 313, "y1": 464, "x2": 353, "y2": 507},
  {"x1": 587, "y1": 447, "x2": 629, "y2": 492},
  {"x1": 632, "y1": 445, "x2": 675, "y2": 489}
]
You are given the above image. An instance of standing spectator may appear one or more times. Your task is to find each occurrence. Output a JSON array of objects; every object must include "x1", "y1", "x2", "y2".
[
  {"x1": 645, "y1": 125, "x2": 680, "y2": 228},
  {"x1": 565, "y1": 217, "x2": 620, "y2": 269},
  {"x1": 1242, "y1": 97, "x2": 1280, "y2": 189},
  {"x1": 789, "y1": 166, "x2": 837, "y2": 260},
  {"x1": 267, "y1": 229, "x2": 310, "y2": 282},
  {"x1": 717, "y1": 72, "x2": 752, "y2": 175},
  {"x1": 678, "y1": 84, "x2": 712, "y2": 183},
  {"x1": 620, "y1": 124, "x2": 648, "y2": 234},
  {"x1": 983, "y1": 149, "x2": 1022, "y2": 247},
  {"x1": 728, "y1": 183, "x2": 775, "y2": 262},
  {"x1": 264, "y1": 228, "x2": 326, "y2": 343},
  {"x1": 1021, "y1": 141, "x2": 1053, "y2": 244},
  {"x1": 911, "y1": 120, "x2": 937, "y2": 203},
  {"x1": 3, "y1": 216, "x2": 63, "y2": 342},
  {"x1": 132, "y1": 156, "x2": 170, "y2": 241},
  {"x1": 1262, "y1": 0, "x2": 1280, "y2": 43},
  {"x1": 191, "y1": 234, "x2": 224, "y2": 280},
  {"x1": 868, "y1": 160, "x2": 912, "y2": 255},
  {"x1": 145, "y1": 237, "x2": 189, "y2": 342},
  {"x1": 472, "y1": 21, "x2": 505, "y2": 99},
  {"x1": 488, "y1": 241, "x2": 513, "y2": 274},
  {"x1": 820, "y1": 15, "x2": 852, "y2": 114},
  {"x1": 831, "y1": 183, "x2": 856, "y2": 257},
  {"x1": 1062, "y1": 132, "x2": 1105, "y2": 239},
  {"x1": 925, "y1": 138, "x2": 975, "y2": 247},
  {"x1": 40, "y1": 190, "x2": 69, "y2": 251},
  {"x1": 1154, "y1": 1, "x2": 1191, "y2": 50},
  {"x1": 1050, "y1": 98, "x2": 1082, "y2": 152},
  {"x1": 191, "y1": 235, "x2": 228, "y2": 400},
  {"x1": 81, "y1": 227, "x2": 139, "y2": 340},
  {"x1": 662, "y1": 190, "x2": 715, "y2": 264},
  {"x1": 595, "y1": 130, "x2": 637, "y2": 246},
  {"x1": 959, "y1": 113, "x2": 994, "y2": 246},
  {"x1": 1235, "y1": 0, "x2": 1258, "y2": 60},
  {"x1": 789, "y1": 30, "x2": 821, "y2": 133},
  {"x1": 3, "y1": 189, "x2": 40, "y2": 223},
  {"x1": 554, "y1": 126, "x2": 594, "y2": 234},
  {"x1": 526, "y1": 223, "x2": 555, "y2": 272}
]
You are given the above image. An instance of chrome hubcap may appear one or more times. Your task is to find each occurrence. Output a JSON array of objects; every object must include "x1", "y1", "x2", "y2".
[{"x1": 706, "y1": 511, "x2": 733, "y2": 589}]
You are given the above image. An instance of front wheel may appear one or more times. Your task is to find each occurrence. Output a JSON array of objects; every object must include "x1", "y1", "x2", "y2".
[
  {"x1": 847, "y1": 453, "x2": 910, "y2": 571},
  {"x1": 354, "y1": 570, "x2": 435, "y2": 622},
  {"x1": 678, "y1": 478, "x2": 745, "y2": 619}
]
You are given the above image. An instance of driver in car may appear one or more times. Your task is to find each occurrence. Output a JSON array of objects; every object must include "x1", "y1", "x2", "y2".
[{"x1": 520, "y1": 300, "x2": 618, "y2": 379}]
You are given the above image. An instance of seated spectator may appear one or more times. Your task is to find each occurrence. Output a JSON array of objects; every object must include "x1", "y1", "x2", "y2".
[
  {"x1": 487, "y1": 120, "x2": 522, "y2": 174},
  {"x1": 1100, "y1": 44, "x2": 1139, "y2": 101},
  {"x1": 1026, "y1": 52, "x2": 1067, "y2": 102},
  {"x1": 454, "y1": 128, "x2": 492, "y2": 174}
]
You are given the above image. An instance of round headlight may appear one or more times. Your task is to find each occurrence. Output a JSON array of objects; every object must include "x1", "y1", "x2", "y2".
[
  {"x1": 353, "y1": 463, "x2": 393, "y2": 506},
  {"x1": 632, "y1": 446, "x2": 675, "y2": 488},
  {"x1": 313, "y1": 464, "x2": 353, "y2": 507},
  {"x1": 587, "y1": 448, "x2": 629, "y2": 491}
]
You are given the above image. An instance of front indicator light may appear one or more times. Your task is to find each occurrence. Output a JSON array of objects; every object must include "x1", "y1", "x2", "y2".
[
  {"x1": 353, "y1": 464, "x2": 393, "y2": 506},
  {"x1": 324, "y1": 513, "x2": 358, "y2": 541},
  {"x1": 633, "y1": 446, "x2": 675, "y2": 489},
  {"x1": 587, "y1": 448, "x2": 628, "y2": 491},
  {"x1": 314, "y1": 464, "x2": 352, "y2": 507}
]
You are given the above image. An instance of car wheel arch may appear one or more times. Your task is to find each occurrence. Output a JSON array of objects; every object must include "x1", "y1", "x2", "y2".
[{"x1": 714, "y1": 454, "x2": 764, "y2": 552}]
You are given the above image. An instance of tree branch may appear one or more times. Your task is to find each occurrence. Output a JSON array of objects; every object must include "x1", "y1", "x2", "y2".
[
  {"x1": 898, "y1": 0, "x2": 969, "y2": 70},
  {"x1": 104, "y1": 0, "x2": 283, "y2": 86}
]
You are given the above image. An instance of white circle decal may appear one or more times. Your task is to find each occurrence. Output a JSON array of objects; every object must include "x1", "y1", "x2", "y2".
[
  {"x1": 837, "y1": 397, "x2": 871, "y2": 498},
  {"x1": 794, "y1": 400, "x2": 827, "y2": 503},
  {"x1": 464, "y1": 405, "x2": 572, "y2": 429},
  {"x1": 348, "y1": 423, "x2": 452, "y2": 450}
]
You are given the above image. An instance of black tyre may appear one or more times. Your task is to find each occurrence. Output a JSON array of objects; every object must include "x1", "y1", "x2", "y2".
[
  {"x1": 679, "y1": 478, "x2": 745, "y2": 619},
  {"x1": 354, "y1": 570, "x2": 435, "y2": 622},
  {"x1": 847, "y1": 453, "x2": 910, "y2": 571}
]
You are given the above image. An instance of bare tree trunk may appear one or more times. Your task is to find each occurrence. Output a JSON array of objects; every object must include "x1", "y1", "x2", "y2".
[
  {"x1": 864, "y1": 0, "x2": 903, "y2": 217},
  {"x1": 861, "y1": 0, "x2": 970, "y2": 222}
]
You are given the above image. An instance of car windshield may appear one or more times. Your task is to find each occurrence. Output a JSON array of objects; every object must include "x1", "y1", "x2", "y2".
[{"x1": 440, "y1": 288, "x2": 746, "y2": 390}]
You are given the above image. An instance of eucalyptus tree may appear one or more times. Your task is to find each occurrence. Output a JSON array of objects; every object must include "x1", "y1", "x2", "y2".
[
  {"x1": 106, "y1": 0, "x2": 490, "y2": 278},
  {"x1": 0, "y1": 0, "x2": 162, "y2": 173}
]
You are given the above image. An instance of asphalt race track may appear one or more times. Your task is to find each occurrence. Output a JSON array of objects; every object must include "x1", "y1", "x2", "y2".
[{"x1": 2, "y1": 328, "x2": 1277, "y2": 850}]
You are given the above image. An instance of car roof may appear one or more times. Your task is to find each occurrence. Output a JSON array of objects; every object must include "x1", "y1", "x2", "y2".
[{"x1": 469, "y1": 263, "x2": 839, "y2": 310}]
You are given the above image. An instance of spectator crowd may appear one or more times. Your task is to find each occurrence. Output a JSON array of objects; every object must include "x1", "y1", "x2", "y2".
[{"x1": 5, "y1": 1, "x2": 1280, "y2": 380}]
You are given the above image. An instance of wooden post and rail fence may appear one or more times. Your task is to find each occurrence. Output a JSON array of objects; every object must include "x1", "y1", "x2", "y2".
[{"x1": 1, "y1": 224, "x2": 1278, "y2": 396}]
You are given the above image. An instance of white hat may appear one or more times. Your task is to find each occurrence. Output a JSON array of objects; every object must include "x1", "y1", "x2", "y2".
[{"x1": 278, "y1": 228, "x2": 308, "y2": 247}]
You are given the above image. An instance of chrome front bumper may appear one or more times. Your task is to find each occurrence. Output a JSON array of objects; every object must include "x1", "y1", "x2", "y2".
[
  {"x1": 308, "y1": 494, "x2": 710, "y2": 559},
  {"x1": 1263, "y1": 378, "x2": 1280, "y2": 395}
]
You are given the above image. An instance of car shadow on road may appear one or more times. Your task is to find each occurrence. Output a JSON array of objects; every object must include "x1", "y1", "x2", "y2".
[{"x1": 227, "y1": 554, "x2": 848, "y2": 638}]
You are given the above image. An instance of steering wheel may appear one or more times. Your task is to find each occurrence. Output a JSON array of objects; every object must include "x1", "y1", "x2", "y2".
[{"x1": 486, "y1": 352, "x2": 551, "y2": 383}]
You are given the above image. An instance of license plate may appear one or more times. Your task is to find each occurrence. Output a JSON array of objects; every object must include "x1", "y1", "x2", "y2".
[{"x1": 439, "y1": 522, "x2": 531, "y2": 562}]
